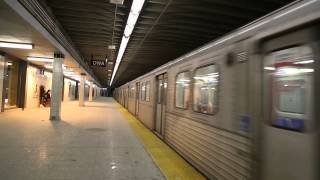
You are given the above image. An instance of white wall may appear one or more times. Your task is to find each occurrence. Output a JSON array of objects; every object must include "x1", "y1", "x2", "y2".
[{"x1": 25, "y1": 66, "x2": 52, "y2": 108}]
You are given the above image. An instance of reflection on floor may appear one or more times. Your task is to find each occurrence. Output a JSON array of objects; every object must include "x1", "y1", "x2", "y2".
[{"x1": 0, "y1": 97, "x2": 164, "y2": 180}]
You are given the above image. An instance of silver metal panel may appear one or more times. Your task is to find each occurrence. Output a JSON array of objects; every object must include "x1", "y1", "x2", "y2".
[{"x1": 165, "y1": 113, "x2": 252, "y2": 180}]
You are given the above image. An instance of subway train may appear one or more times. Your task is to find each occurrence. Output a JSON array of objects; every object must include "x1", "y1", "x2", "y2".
[{"x1": 113, "y1": 1, "x2": 320, "y2": 180}]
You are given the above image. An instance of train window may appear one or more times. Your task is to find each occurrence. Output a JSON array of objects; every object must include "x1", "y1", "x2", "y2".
[
  {"x1": 146, "y1": 81, "x2": 150, "y2": 101},
  {"x1": 264, "y1": 45, "x2": 313, "y2": 132},
  {"x1": 193, "y1": 64, "x2": 219, "y2": 114},
  {"x1": 175, "y1": 71, "x2": 191, "y2": 108}
]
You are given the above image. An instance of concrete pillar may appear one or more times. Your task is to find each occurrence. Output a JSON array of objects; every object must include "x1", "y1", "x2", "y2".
[
  {"x1": 0, "y1": 53, "x2": 5, "y2": 112},
  {"x1": 79, "y1": 73, "x2": 85, "y2": 106},
  {"x1": 49, "y1": 53, "x2": 64, "y2": 120},
  {"x1": 89, "y1": 81, "x2": 93, "y2": 101}
]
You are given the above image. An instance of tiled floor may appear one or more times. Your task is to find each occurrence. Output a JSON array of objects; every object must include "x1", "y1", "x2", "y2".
[{"x1": 0, "y1": 97, "x2": 165, "y2": 180}]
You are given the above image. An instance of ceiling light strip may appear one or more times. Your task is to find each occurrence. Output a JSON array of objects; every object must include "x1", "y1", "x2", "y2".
[
  {"x1": 0, "y1": 41, "x2": 33, "y2": 49},
  {"x1": 109, "y1": 0, "x2": 145, "y2": 86},
  {"x1": 27, "y1": 56, "x2": 54, "y2": 62}
]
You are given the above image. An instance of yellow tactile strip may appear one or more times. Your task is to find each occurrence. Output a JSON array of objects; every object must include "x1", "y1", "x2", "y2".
[{"x1": 118, "y1": 106, "x2": 206, "y2": 180}]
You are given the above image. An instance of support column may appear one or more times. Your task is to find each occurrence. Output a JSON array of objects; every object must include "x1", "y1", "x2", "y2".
[
  {"x1": 49, "y1": 53, "x2": 64, "y2": 120},
  {"x1": 89, "y1": 81, "x2": 93, "y2": 101},
  {"x1": 79, "y1": 73, "x2": 86, "y2": 106}
]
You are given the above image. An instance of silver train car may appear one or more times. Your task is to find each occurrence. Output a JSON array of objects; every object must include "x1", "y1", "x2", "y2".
[{"x1": 114, "y1": 1, "x2": 320, "y2": 179}]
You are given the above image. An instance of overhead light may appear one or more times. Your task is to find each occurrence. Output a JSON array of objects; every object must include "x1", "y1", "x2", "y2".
[
  {"x1": 108, "y1": 62, "x2": 113, "y2": 64},
  {"x1": 0, "y1": 41, "x2": 33, "y2": 49},
  {"x1": 110, "y1": 0, "x2": 124, "y2": 5},
  {"x1": 27, "y1": 56, "x2": 53, "y2": 62},
  {"x1": 110, "y1": 0, "x2": 145, "y2": 86},
  {"x1": 45, "y1": 64, "x2": 67, "y2": 70},
  {"x1": 264, "y1": 66, "x2": 275, "y2": 71},
  {"x1": 7, "y1": 62, "x2": 13, "y2": 66},
  {"x1": 108, "y1": 70, "x2": 112, "y2": 72},
  {"x1": 108, "y1": 45, "x2": 116, "y2": 49},
  {"x1": 293, "y1": 60, "x2": 314, "y2": 64}
]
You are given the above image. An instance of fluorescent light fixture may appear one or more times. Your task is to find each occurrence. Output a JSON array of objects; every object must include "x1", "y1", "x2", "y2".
[
  {"x1": 44, "y1": 64, "x2": 67, "y2": 70},
  {"x1": 110, "y1": 0, "x2": 124, "y2": 5},
  {"x1": 27, "y1": 56, "x2": 53, "y2": 62},
  {"x1": 7, "y1": 62, "x2": 13, "y2": 66},
  {"x1": 264, "y1": 66, "x2": 276, "y2": 70},
  {"x1": 108, "y1": 45, "x2": 116, "y2": 49},
  {"x1": 109, "y1": 0, "x2": 145, "y2": 86},
  {"x1": 293, "y1": 60, "x2": 314, "y2": 64},
  {"x1": 0, "y1": 41, "x2": 33, "y2": 49}
]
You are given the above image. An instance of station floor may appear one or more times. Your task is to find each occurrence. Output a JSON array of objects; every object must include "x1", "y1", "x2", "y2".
[{"x1": 0, "y1": 97, "x2": 204, "y2": 180}]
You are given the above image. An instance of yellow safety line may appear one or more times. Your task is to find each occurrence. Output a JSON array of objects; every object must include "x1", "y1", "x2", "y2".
[{"x1": 118, "y1": 105, "x2": 206, "y2": 180}]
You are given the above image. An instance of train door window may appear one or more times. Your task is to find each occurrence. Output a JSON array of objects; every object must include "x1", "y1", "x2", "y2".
[
  {"x1": 278, "y1": 79, "x2": 305, "y2": 114},
  {"x1": 141, "y1": 82, "x2": 146, "y2": 101},
  {"x1": 175, "y1": 71, "x2": 191, "y2": 108},
  {"x1": 193, "y1": 64, "x2": 219, "y2": 114},
  {"x1": 145, "y1": 81, "x2": 150, "y2": 102},
  {"x1": 157, "y1": 79, "x2": 163, "y2": 104},
  {"x1": 130, "y1": 85, "x2": 135, "y2": 98},
  {"x1": 264, "y1": 45, "x2": 313, "y2": 132}
]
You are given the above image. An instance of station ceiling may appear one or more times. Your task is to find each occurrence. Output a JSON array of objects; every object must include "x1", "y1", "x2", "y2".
[{"x1": 40, "y1": 0, "x2": 295, "y2": 87}]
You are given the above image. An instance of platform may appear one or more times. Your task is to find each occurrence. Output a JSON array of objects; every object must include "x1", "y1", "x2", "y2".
[{"x1": 0, "y1": 97, "x2": 203, "y2": 180}]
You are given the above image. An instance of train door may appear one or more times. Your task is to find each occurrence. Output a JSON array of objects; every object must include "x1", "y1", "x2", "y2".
[
  {"x1": 154, "y1": 73, "x2": 167, "y2": 137},
  {"x1": 135, "y1": 82, "x2": 140, "y2": 116},
  {"x1": 260, "y1": 27, "x2": 319, "y2": 180}
]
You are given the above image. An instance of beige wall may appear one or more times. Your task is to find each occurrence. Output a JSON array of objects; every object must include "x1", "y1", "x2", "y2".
[
  {"x1": 63, "y1": 78, "x2": 76, "y2": 102},
  {"x1": 25, "y1": 66, "x2": 52, "y2": 108}
]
